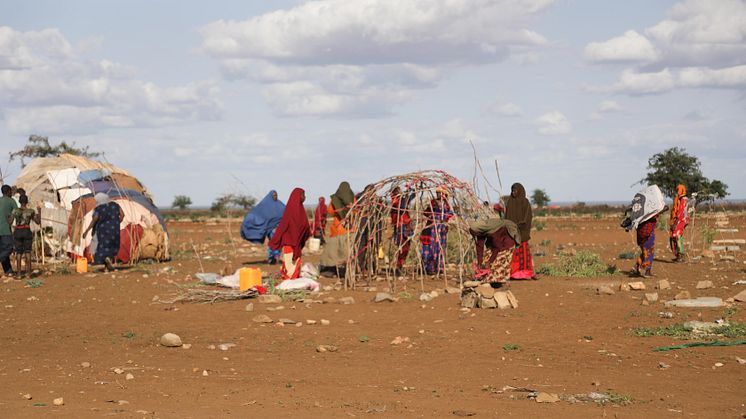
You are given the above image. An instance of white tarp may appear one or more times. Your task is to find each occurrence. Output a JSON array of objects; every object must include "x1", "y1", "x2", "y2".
[
  {"x1": 623, "y1": 185, "x2": 666, "y2": 231},
  {"x1": 46, "y1": 168, "x2": 91, "y2": 210}
]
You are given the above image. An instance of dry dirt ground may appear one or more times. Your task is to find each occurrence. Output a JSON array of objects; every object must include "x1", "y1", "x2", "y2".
[{"x1": 1, "y1": 214, "x2": 745, "y2": 418}]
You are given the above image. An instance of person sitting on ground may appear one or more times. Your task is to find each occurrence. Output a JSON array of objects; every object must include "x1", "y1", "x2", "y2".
[
  {"x1": 668, "y1": 184, "x2": 690, "y2": 262},
  {"x1": 269, "y1": 188, "x2": 311, "y2": 280},
  {"x1": 83, "y1": 193, "x2": 124, "y2": 272},
  {"x1": 328, "y1": 182, "x2": 355, "y2": 238},
  {"x1": 9, "y1": 194, "x2": 41, "y2": 277},
  {"x1": 469, "y1": 218, "x2": 520, "y2": 285},
  {"x1": 505, "y1": 183, "x2": 536, "y2": 280},
  {"x1": 240, "y1": 190, "x2": 286, "y2": 264},
  {"x1": 0, "y1": 185, "x2": 18, "y2": 277}
]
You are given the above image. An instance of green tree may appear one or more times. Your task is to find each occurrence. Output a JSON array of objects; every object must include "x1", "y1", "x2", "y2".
[
  {"x1": 210, "y1": 193, "x2": 256, "y2": 214},
  {"x1": 530, "y1": 189, "x2": 550, "y2": 207},
  {"x1": 641, "y1": 147, "x2": 728, "y2": 201},
  {"x1": 9, "y1": 135, "x2": 101, "y2": 167},
  {"x1": 172, "y1": 195, "x2": 193, "y2": 210}
]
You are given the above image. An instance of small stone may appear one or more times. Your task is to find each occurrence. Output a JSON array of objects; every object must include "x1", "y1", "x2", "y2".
[
  {"x1": 151, "y1": 295, "x2": 159, "y2": 302},
  {"x1": 658, "y1": 362, "x2": 670, "y2": 369},
  {"x1": 257, "y1": 294, "x2": 282, "y2": 304},
  {"x1": 736, "y1": 357, "x2": 746, "y2": 365},
  {"x1": 316, "y1": 345, "x2": 338, "y2": 353},
  {"x1": 674, "y1": 290, "x2": 691, "y2": 300},
  {"x1": 596, "y1": 285, "x2": 615, "y2": 295},
  {"x1": 429, "y1": 290, "x2": 439, "y2": 298},
  {"x1": 114, "y1": 368, "x2": 124, "y2": 374},
  {"x1": 494, "y1": 292, "x2": 512, "y2": 309},
  {"x1": 125, "y1": 373, "x2": 134, "y2": 380},
  {"x1": 182, "y1": 344, "x2": 192, "y2": 349},
  {"x1": 641, "y1": 300, "x2": 650, "y2": 306},
  {"x1": 390, "y1": 336, "x2": 410, "y2": 345},
  {"x1": 619, "y1": 283, "x2": 630, "y2": 292},
  {"x1": 445, "y1": 287, "x2": 461, "y2": 294},
  {"x1": 696, "y1": 280, "x2": 713, "y2": 290},
  {"x1": 373, "y1": 293, "x2": 396, "y2": 303},
  {"x1": 463, "y1": 281, "x2": 481, "y2": 288},
  {"x1": 202, "y1": 370, "x2": 209, "y2": 376},
  {"x1": 419, "y1": 293, "x2": 434, "y2": 302},
  {"x1": 278, "y1": 318, "x2": 297, "y2": 325},
  {"x1": 53, "y1": 397, "x2": 64, "y2": 406},
  {"x1": 306, "y1": 319, "x2": 317, "y2": 325},
  {"x1": 245, "y1": 303, "x2": 254, "y2": 312},
  {"x1": 628, "y1": 281, "x2": 646, "y2": 290},
  {"x1": 252, "y1": 314, "x2": 273, "y2": 323},
  {"x1": 118, "y1": 400, "x2": 130, "y2": 405},
  {"x1": 659, "y1": 311, "x2": 674, "y2": 318},
  {"x1": 337, "y1": 296, "x2": 355, "y2": 305},
  {"x1": 22, "y1": 393, "x2": 32, "y2": 400},
  {"x1": 320, "y1": 319, "x2": 330, "y2": 326},
  {"x1": 218, "y1": 343, "x2": 236, "y2": 351},
  {"x1": 322, "y1": 297, "x2": 337, "y2": 304},
  {"x1": 732, "y1": 289, "x2": 746, "y2": 302},
  {"x1": 535, "y1": 392, "x2": 560, "y2": 403},
  {"x1": 714, "y1": 362, "x2": 724, "y2": 367},
  {"x1": 479, "y1": 297, "x2": 497, "y2": 309},
  {"x1": 80, "y1": 362, "x2": 91, "y2": 368},
  {"x1": 160, "y1": 333, "x2": 183, "y2": 347},
  {"x1": 657, "y1": 279, "x2": 671, "y2": 290},
  {"x1": 477, "y1": 285, "x2": 496, "y2": 298},
  {"x1": 645, "y1": 293, "x2": 659, "y2": 302}
]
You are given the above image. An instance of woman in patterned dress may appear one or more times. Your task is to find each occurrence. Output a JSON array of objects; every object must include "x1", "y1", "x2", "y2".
[{"x1": 83, "y1": 193, "x2": 123, "y2": 271}]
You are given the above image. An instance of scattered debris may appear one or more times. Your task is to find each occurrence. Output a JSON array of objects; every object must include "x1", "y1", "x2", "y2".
[
  {"x1": 665, "y1": 297, "x2": 724, "y2": 308},
  {"x1": 316, "y1": 345, "x2": 338, "y2": 353}
]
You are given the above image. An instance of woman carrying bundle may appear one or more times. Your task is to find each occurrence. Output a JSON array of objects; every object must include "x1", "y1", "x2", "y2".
[
  {"x1": 505, "y1": 183, "x2": 536, "y2": 279},
  {"x1": 668, "y1": 184, "x2": 690, "y2": 262},
  {"x1": 240, "y1": 190, "x2": 286, "y2": 264},
  {"x1": 469, "y1": 218, "x2": 521, "y2": 285},
  {"x1": 269, "y1": 188, "x2": 311, "y2": 280},
  {"x1": 421, "y1": 187, "x2": 453, "y2": 275}
]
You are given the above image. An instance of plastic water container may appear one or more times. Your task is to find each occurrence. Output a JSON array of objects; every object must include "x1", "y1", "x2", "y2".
[
  {"x1": 239, "y1": 268, "x2": 262, "y2": 291},
  {"x1": 308, "y1": 238, "x2": 321, "y2": 252},
  {"x1": 76, "y1": 257, "x2": 88, "y2": 274}
]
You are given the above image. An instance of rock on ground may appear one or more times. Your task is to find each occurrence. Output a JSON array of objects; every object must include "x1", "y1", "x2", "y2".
[{"x1": 160, "y1": 333, "x2": 183, "y2": 347}]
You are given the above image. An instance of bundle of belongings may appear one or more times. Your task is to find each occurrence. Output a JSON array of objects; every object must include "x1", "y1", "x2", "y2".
[
  {"x1": 621, "y1": 185, "x2": 667, "y2": 231},
  {"x1": 197, "y1": 263, "x2": 321, "y2": 292}
]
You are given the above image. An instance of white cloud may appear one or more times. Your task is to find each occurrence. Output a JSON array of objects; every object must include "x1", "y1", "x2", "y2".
[
  {"x1": 585, "y1": 0, "x2": 746, "y2": 95},
  {"x1": 584, "y1": 30, "x2": 658, "y2": 63},
  {"x1": 536, "y1": 111, "x2": 571, "y2": 135},
  {"x1": 0, "y1": 26, "x2": 222, "y2": 135},
  {"x1": 201, "y1": 0, "x2": 553, "y2": 117},
  {"x1": 597, "y1": 100, "x2": 622, "y2": 113},
  {"x1": 488, "y1": 101, "x2": 523, "y2": 117}
]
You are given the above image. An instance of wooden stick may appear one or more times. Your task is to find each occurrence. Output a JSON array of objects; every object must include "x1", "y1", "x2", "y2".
[{"x1": 190, "y1": 239, "x2": 205, "y2": 273}]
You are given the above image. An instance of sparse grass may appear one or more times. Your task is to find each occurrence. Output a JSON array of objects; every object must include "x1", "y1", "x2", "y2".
[
  {"x1": 533, "y1": 220, "x2": 545, "y2": 231},
  {"x1": 631, "y1": 322, "x2": 746, "y2": 339},
  {"x1": 701, "y1": 225, "x2": 716, "y2": 246},
  {"x1": 25, "y1": 278, "x2": 44, "y2": 288},
  {"x1": 121, "y1": 331, "x2": 136, "y2": 339},
  {"x1": 556, "y1": 223, "x2": 578, "y2": 230},
  {"x1": 55, "y1": 264, "x2": 72, "y2": 275},
  {"x1": 502, "y1": 343, "x2": 521, "y2": 351},
  {"x1": 605, "y1": 391, "x2": 634, "y2": 406},
  {"x1": 592, "y1": 212, "x2": 603, "y2": 220},
  {"x1": 358, "y1": 335, "x2": 370, "y2": 343},
  {"x1": 539, "y1": 239, "x2": 552, "y2": 247},
  {"x1": 398, "y1": 291, "x2": 414, "y2": 300},
  {"x1": 723, "y1": 306, "x2": 740, "y2": 319},
  {"x1": 618, "y1": 251, "x2": 636, "y2": 260},
  {"x1": 537, "y1": 251, "x2": 616, "y2": 277}
]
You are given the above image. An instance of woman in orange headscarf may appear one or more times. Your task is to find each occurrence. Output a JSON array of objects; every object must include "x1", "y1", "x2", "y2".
[{"x1": 668, "y1": 184, "x2": 690, "y2": 262}]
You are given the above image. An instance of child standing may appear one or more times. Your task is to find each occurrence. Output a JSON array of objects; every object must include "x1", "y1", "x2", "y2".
[{"x1": 9, "y1": 195, "x2": 41, "y2": 277}]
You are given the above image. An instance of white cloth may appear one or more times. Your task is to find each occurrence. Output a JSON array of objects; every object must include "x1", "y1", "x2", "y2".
[
  {"x1": 276, "y1": 277, "x2": 320, "y2": 292},
  {"x1": 629, "y1": 185, "x2": 666, "y2": 230}
]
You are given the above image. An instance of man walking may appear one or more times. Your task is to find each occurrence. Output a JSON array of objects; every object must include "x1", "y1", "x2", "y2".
[{"x1": 0, "y1": 185, "x2": 18, "y2": 276}]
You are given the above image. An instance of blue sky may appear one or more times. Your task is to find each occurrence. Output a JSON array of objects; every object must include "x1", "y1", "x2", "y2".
[{"x1": 1, "y1": 0, "x2": 744, "y2": 206}]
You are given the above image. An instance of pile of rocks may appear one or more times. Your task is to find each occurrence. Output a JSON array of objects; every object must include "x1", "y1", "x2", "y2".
[{"x1": 460, "y1": 281, "x2": 518, "y2": 309}]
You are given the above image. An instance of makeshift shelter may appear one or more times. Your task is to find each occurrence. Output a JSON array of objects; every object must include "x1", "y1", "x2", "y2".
[
  {"x1": 338, "y1": 170, "x2": 490, "y2": 290},
  {"x1": 13, "y1": 154, "x2": 169, "y2": 263}
]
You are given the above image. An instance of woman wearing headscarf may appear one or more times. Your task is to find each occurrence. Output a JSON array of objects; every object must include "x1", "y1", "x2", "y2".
[
  {"x1": 505, "y1": 183, "x2": 535, "y2": 279},
  {"x1": 469, "y1": 218, "x2": 521, "y2": 284},
  {"x1": 634, "y1": 214, "x2": 659, "y2": 277},
  {"x1": 391, "y1": 186, "x2": 415, "y2": 275},
  {"x1": 668, "y1": 184, "x2": 690, "y2": 262},
  {"x1": 83, "y1": 193, "x2": 123, "y2": 271},
  {"x1": 421, "y1": 188, "x2": 453, "y2": 275},
  {"x1": 269, "y1": 188, "x2": 311, "y2": 280},
  {"x1": 240, "y1": 190, "x2": 286, "y2": 264},
  {"x1": 328, "y1": 182, "x2": 355, "y2": 238},
  {"x1": 310, "y1": 197, "x2": 328, "y2": 244}
]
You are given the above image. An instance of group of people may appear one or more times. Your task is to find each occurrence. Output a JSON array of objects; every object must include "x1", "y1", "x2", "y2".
[
  {"x1": 240, "y1": 181, "x2": 537, "y2": 285},
  {"x1": 633, "y1": 183, "x2": 690, "y2": 277},
  {"x1": 0, "y1": 185, "x2": 41, "y2": 277}
]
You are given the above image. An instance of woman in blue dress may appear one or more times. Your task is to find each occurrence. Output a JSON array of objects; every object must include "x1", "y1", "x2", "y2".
[
  {"x1": 83, "y1": 193, "x2": 123, "y2": 271},
  {"x1": 240, "y1": 190, "x2": 286, "y2": 264}
]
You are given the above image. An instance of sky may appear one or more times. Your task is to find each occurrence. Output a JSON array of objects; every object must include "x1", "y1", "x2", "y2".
[{"x1": 1, "y1": 0, "x2": 744, "y2": 206}]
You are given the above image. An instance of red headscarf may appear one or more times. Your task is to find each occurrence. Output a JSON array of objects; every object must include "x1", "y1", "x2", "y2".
[
  {"x1": 269, "y1": 188, "x2": 310, "y2": 260},
  {"x1": 313, "y1": 197, "x2": 327, "y2": 230}
]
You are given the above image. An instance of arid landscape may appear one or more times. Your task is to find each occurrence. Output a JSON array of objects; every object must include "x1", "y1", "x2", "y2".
[{"x1": 1, "y1": 213, "x2": 744, "y2": 418}]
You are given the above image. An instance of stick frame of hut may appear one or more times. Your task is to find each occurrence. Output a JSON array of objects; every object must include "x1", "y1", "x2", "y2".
[{"x1": 339, "y1": 170, "x2": 492, "y2": 292}]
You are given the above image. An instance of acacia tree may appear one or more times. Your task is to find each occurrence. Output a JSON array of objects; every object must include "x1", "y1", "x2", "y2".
[
  {"x1": 9, "y1": 135, "x2": 101, "y2": 167},
  {"x1": 172, "y1": 195, "x2": 193, "y2": 210},
  {"x1": 530, "y1": 189, "x2": 550, "y2": 207},
  {"x1": 641, "y1": 147, "x2": 728, "y2": 201},
  {"x1": 211, "y1": 193, "x2": 256, "y2": 214}
]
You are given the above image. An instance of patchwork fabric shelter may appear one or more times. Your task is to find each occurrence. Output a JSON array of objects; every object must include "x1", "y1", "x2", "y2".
[{"x1": 13, "y1": 154, "x2": 169, "y2": 263}]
